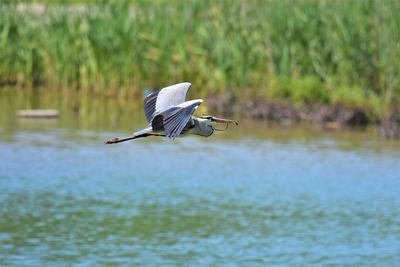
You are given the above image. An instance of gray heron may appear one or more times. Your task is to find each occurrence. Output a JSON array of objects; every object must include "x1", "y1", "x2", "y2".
[{"x1": 105, "y1": 82, "x2": 238, "y2": 144}]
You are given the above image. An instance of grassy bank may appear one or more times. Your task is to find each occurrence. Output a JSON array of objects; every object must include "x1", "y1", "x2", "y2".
[{"x1": 1, "y1": 0, "x2": 400, "y2": 115}]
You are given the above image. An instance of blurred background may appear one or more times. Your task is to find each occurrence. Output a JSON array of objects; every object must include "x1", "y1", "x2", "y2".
[{"x1": 1, "y1": 1, "x2": 400, "y2": 266}]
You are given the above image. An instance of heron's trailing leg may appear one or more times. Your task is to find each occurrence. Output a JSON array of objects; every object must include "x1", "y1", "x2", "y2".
[
  {"x1": 105, "y1": 133, "x2": 163, "y2": 144},
  {"x1": 105, "y1": 135, "x2": 144, "y2": 144}
]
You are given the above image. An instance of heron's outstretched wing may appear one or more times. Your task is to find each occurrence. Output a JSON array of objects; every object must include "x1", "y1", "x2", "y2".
[
  {"x1": 152, "y1": 99, "x2": 202, "y2": 139},
  {"x1": 143, "y1": 91, "x2": 159, "y2": 123},
  {"x1": 155, "y1": 82, "x2": 192, "y2": 114}
]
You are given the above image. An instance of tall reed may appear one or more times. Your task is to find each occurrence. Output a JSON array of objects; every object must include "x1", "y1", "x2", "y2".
[{"x1": 1, "y1": 0, "x2": 399, "y2": 111}]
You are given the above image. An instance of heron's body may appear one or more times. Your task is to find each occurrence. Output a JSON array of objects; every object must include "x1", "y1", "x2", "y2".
[
  {"x1": 105, "y1": 82, "x2": 237, "y2": 144},
  {"x1": 133, "y1": 116, "x2": 214, "y2": 138}
]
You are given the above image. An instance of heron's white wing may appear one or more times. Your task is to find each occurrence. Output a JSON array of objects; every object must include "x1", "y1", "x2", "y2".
[
  {"x1": 143, "y1": 91, "x2": 159, "y2": 123},
  {"x1": 152, "y1": 99, "x2": 203, "y2": 139},
  {"x1": 155, "y1": 82, "x2": 192, "y2": 113}
]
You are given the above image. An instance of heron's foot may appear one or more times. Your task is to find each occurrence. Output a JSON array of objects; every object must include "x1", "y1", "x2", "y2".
[{"x1": 105, "y1": 137, "x2": 120, "y2": 144}]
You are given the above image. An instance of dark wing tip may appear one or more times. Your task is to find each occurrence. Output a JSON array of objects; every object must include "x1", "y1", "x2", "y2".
[
  {"x1": 143, "y1": 91, "x2": 159, "y2": 123},
  {"x1": 161, "y1": 101, "x2": 201, "y2": 139}
]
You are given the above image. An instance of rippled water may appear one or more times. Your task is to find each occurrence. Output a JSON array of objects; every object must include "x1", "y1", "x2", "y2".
[{"x1": 1, "y1": 90, "x2": 400, "y2": 266}]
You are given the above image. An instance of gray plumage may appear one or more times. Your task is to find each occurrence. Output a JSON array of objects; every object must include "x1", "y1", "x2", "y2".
[
  {"x1": 155, "y1": 82, "x2": 192, "y2": 114},
  {"x1": 153, "y1": 100, "x2": 203, "y2": 138},
  {"x1": 143, "y1": 91, "x2": 159, "y2": 123},
  {"x1": 135, "y1": 82, "x2": 206, "y2": 139}
]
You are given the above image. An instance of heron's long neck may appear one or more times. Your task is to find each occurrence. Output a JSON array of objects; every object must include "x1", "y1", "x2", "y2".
[{"x1": 190, "y1": 117, "x2": 214, "y2": 137}]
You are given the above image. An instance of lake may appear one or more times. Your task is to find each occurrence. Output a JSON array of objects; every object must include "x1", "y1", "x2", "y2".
[{"x1": 1, "y1": 89, "x2": 400, "y2": 266}]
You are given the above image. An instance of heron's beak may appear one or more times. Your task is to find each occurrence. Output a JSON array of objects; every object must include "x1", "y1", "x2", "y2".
[{"x1": 211, "y1": 116, "x2": 239, "y2": 125}]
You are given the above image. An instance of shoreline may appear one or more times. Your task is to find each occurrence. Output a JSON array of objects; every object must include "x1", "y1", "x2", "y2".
[{"x1": 206, "y1": 94, "x2": 400, "y2": 140}]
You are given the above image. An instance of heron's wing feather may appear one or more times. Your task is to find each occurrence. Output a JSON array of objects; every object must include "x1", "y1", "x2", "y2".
[
  {"x1": 155, "y1": 82, "x2": 192, "y2": 113},
  {"x1": 143, "y1": 91, "x2": 159, "y2": 123},
  {"x1": 154, "y1": 99, "x2": 202, "y2": 139}
]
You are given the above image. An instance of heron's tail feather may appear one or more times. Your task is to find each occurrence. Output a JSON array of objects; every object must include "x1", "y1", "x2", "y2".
[
  {"x1": 133, "y1": 126, "x2": 165, "y2": 139},
  {"x1": 133, "y1": 126, "x2": 153, "y2": 136}
]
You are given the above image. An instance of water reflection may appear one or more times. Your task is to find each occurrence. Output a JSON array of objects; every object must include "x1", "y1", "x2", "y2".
[{"x1": 1, "y1": 88, "x2": 400, "y2": 149}]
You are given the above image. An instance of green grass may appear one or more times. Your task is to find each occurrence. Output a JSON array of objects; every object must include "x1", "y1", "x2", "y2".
[{"x1": 1, "y1": 0, "x2": 400, "y2": 114}]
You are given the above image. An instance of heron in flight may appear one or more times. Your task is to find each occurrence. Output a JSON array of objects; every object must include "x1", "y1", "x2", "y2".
[{"x1": 105, "y1": 82, "x2": 238, "y2": 144}]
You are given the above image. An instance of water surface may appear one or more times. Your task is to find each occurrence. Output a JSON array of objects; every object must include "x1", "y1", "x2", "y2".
[{"x1": 1, "y1": 89, "x2": 400, "y2": 266}]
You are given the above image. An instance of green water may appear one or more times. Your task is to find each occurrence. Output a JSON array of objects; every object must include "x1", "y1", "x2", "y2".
[{"x1": 1, "y1": 89, "x2": 400, "y2": 266}]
